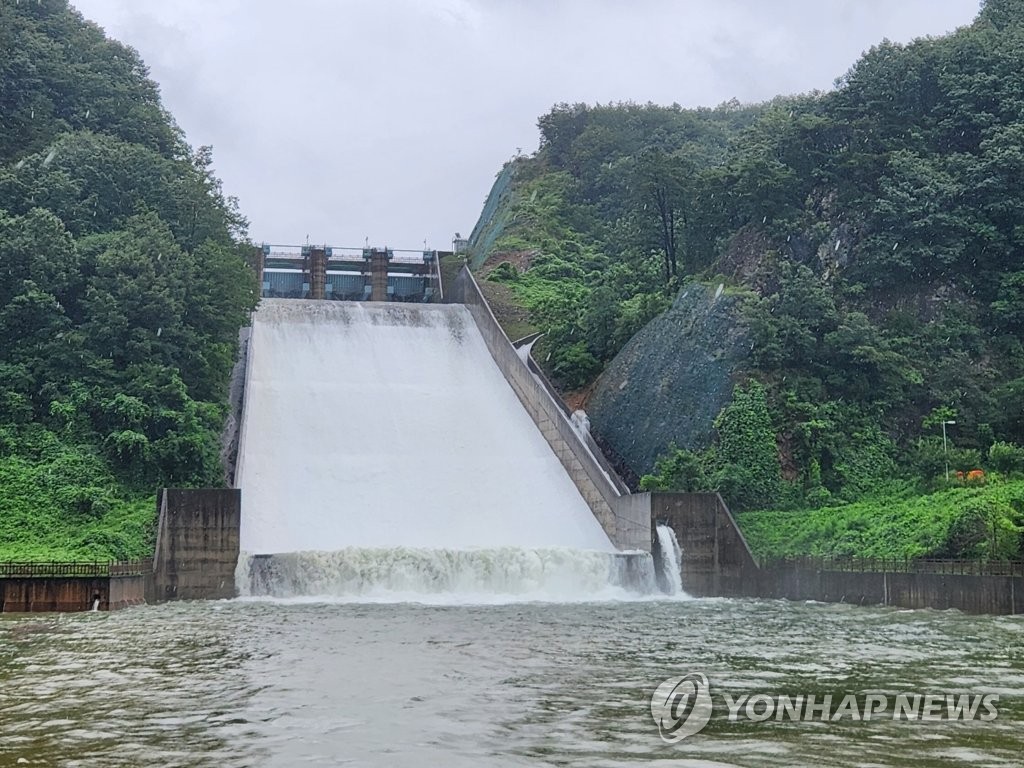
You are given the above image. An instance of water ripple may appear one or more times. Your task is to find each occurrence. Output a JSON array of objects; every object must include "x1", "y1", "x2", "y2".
[{"x1": 0, "y1": 599, "x2": 1020, "y2": 766}]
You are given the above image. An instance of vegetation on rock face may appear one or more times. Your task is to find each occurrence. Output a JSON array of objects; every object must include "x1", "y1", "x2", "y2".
[
  {"x1": 0, "y1": 1, "x2": 256, "y2": 560},
  {"x1": 473, "y1": 103, "x2": 759, "y2": 390},
  {"x1": 588, "y1": 282, "x2": 750, "y2": 479},
  {"x1": 469, "y1": 0, "x2": 1024, "y2": 552}
]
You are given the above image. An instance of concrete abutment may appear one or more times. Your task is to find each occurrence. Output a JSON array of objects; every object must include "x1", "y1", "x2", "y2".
[{"x1": 153, "y1": 488, "x2": 241, "y2": 601}]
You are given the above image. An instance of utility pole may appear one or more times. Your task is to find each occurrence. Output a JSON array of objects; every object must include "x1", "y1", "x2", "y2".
[{"x1": 942, "y1": 420, "x2": 956, "y2": 481}]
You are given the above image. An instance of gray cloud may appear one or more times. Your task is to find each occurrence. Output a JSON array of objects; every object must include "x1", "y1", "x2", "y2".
[{"x1": 71, "y1": 0, "x2": 980, "y2": 250}]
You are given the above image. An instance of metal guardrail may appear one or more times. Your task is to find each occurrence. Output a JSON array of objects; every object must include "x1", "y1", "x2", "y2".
[
  {"x1": 262, "y1": 244, "x2": 438, "y2": 255},
  {"x1": 0, "y1": 558, "x2": 154, "y2": 578},
  {"x1": 762, "y1": 556, "x2": 1024, "y2": 577}
]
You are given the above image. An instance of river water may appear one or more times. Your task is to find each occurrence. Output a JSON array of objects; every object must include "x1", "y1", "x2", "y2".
[{"x1": 2, "y1": 597, "x2": 1021, "y2": 767}]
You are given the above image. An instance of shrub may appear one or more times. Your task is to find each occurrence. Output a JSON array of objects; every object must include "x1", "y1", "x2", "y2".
[
  {"x1": 639, "y1": 445, "x2": 707, "y2": 492},
  {"x1": 714, "y1": 381, "x2": 781, "y2": 509},
  {"x1": 550, "y1": 341, "x2": 601, "y2": 390},
  {"x1": 487, "y1": 261, "x2": 519, "y2": 282},
  {"x1": 736, "y1": 481, "x2": 1024, "y2": 560},
  {"x1": 989, "y1": 441, "x2": 1024, "y2": 475}
]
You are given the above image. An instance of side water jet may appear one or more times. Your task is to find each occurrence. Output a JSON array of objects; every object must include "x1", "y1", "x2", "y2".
[
  {"x1": 655, "y1": 524, "x2": 686, "y2": 596},
  {"x1": 235, "y1": 300, "x2": 655, "y2": 601}
]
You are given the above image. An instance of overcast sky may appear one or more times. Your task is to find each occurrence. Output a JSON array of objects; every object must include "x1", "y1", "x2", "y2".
[{"x1": 71, "y1": 0, "x2": 980, "y2": 251}]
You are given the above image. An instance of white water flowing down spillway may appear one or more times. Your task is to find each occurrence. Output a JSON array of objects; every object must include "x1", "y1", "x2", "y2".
[{"x1": 235, "y1": 300, "x2": 647, "y2": 601}]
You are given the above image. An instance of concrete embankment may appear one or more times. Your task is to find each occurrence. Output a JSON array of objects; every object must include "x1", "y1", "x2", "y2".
[
  {"x1": 650, "y1": 491, "x2": 1024, "y2": 615},
  {"x1": 153, "y1": 488, "x2": 240, "y2": 601},
  {"x1": 0, "y1": 562, "x2": 149, "y2": 612}
]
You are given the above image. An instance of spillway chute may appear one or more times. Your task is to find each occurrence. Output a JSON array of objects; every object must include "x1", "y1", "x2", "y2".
[{"x1": 235, "y1": 298, "x2": 655, "y2": 601}]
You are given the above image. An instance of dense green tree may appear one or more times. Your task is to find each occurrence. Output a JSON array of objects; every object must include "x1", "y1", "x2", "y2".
[
  {"x1": 0, "y1": 1, "x2": 257, "y2": 560},
  {"x1": 0, "y1": 0, "x2": 180, "y2": 163},
  {"x1": 472, "y1": 0, "x2": 1024, "y2": 511}
]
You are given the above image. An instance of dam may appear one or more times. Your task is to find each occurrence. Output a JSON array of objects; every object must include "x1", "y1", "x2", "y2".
[
  {"x1": 232, "y1": 248, "x2": 655, "y2": 600},
  {"x1": 8, "y1": 253, "x2": 1022, "y2": 767}
]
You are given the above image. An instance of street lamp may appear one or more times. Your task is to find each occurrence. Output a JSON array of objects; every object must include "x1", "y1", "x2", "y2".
[{"x1": 942, "y1": 420, "x2": 956, "y2": 481}]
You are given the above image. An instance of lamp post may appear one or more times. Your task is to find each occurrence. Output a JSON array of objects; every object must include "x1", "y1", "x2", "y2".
[{"x1": 942, "y1": 420, "x2": 956, "y2": 481}]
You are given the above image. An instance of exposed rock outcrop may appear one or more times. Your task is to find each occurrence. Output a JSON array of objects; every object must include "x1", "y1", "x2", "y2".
[{"x1": 587, "y1": 283, "x2": 750, "y2": 478}]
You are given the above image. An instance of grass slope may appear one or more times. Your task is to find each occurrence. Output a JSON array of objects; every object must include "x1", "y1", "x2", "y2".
[
  {"x1": 736, "y1": 481, "x2": 1024, "y2": 561},
  {"x1": 0, "y1": 449, "x2": 154, "y2": 562}
]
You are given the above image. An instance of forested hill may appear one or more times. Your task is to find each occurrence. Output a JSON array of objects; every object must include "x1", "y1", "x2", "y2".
[
  {"x1": 0, "y1": 1, "x2": 256, "y2": 559},
  {"x1": 468, "y1": 0, "x2": 1024, "y2": 518}
]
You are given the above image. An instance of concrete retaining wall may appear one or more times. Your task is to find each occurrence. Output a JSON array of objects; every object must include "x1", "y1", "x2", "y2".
[
  {"x1": 759, "y1": 566, "x2": 1023, "y2": 615},
  {"x1": 0, "y1": 573, "x2": 149, "y2": 612},
  {"x1": 649, "y1": 490, "x2": 1022, "y2": 613},
  {"x1": 641, "y1": 492, "x2": 761, "y2": 596},
  {"x1": 1, "y1": 578, "x2": 109, "y2": 612},
  {"x1": 221, "y1": 326, "x2": 252, "y2": 486},
  {"x1": 153, "y1": 488, "x2": 241, "y2": 600},
  {"x1": 449, "y1": 267, "x2": 649, "y2": 551},
  {"x1": 0, "y1": 487, "x2": 236, "y2": 611},
  {"x1": 108, "y1": 574, "x2": 149, "y2": 610}
]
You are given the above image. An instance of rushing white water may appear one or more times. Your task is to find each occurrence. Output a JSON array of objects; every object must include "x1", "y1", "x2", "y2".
[
  {"x1": 235, "y1": 300, "x2": 627, "y2": 599},
  {"x1": 237, "y1": 548, "x2": 653, "y2": 603},
  {"x1": 655, "y1": 524, "x2": 684, "y2": 595}
]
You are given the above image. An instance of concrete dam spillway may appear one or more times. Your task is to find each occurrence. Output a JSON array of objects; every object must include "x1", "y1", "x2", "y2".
[{"x1": 235, "y1": 299, "x2": 652, "y2": 600}]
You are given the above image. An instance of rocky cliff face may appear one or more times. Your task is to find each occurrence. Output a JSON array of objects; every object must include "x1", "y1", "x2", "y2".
[{"x1": 587, "y1": 283, "x2": 750, "y2": 478}]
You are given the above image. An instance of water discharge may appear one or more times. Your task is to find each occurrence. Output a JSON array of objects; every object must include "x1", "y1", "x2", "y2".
[
  {"x1": 655, "y1": 524, "x2": 684, "y2": 595},
  {"x1": 235, "y1": 300, "x2": 637, "y2": 599},
  {"x1": 239, "y1": 547, "x2": 652, "y2": 603}
]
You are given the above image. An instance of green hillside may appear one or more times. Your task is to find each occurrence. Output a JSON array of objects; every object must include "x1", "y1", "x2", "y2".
[
  {"x1": 0, "y1": 1, "x2": 256, "y2": 560},
  {"x1": 467, "y1": 0, "x2": 1024, "y2": 556}
]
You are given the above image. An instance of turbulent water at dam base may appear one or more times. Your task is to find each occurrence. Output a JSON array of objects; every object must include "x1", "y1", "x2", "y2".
[
  {"x1": 2, "y1": 599, "x2": 1022, "y2": 766},
  {"x1": 234, "y1": 299, "x2": 641, "y2": 601},
  {"x1": 2, "y1": 301, "x2": 1023, "y2": 765}
]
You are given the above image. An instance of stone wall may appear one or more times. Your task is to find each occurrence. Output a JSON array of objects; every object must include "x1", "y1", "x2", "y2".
[
  {"x1": 153, "y1": 488, "x2": 241, "y2": 600},
  {"x1": 448, "y1": 267, "x2": 650, "y2": 552}
]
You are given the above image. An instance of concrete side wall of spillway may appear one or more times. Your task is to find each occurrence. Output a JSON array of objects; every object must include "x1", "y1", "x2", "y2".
[
  {"x1": 448, "y1": 267, "x2": 650, "y2": 552},
  {"x1": 648, "y1": 492, "x2": 761, "y2": 597},
  {"x1": 153, "y1": 488, "x2": 240, "y2": 600},
  {"x1": 220, "y1": 326, "x2": 251, "y2": 487}
]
